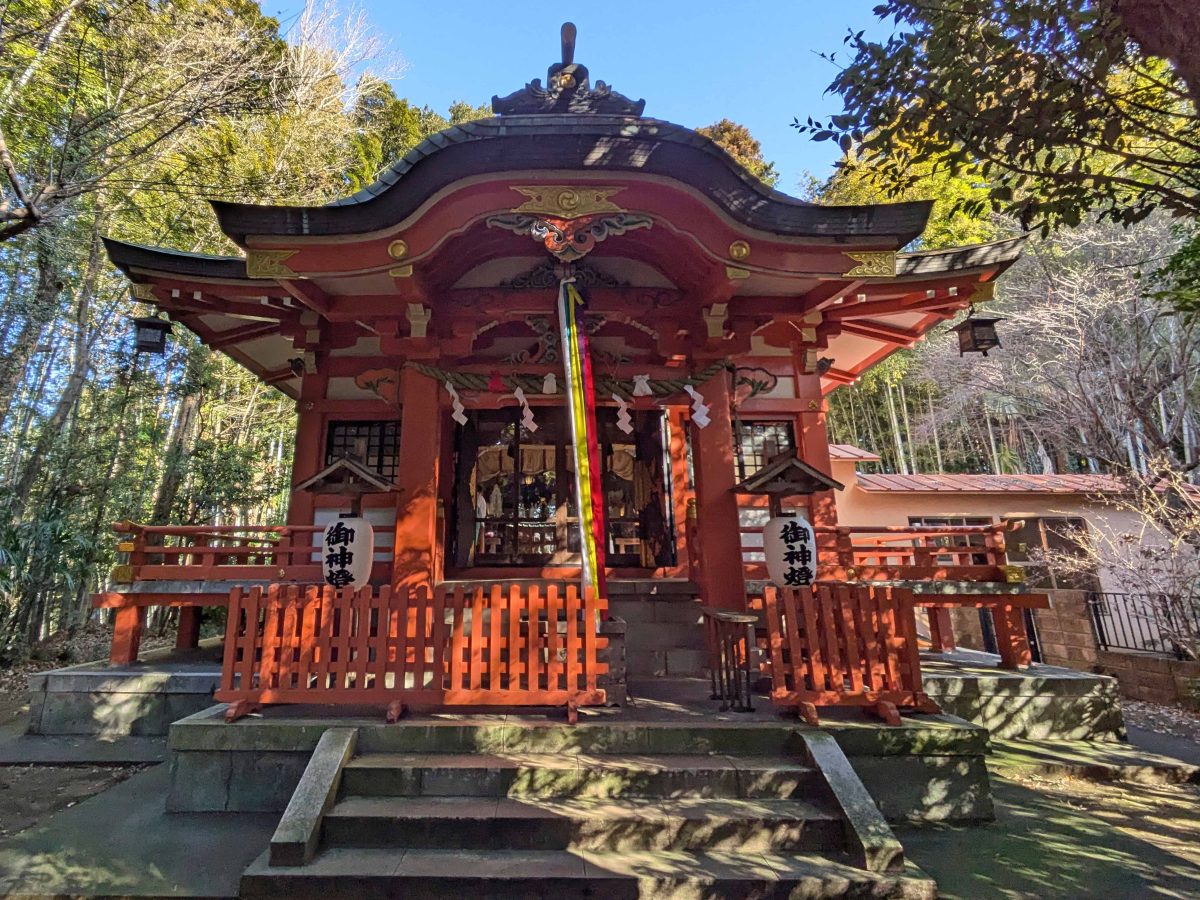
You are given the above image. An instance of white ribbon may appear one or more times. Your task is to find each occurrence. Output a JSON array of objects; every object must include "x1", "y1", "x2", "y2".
[
  {"x1": 613, "y1": 393, "x2": 634, "y2": 434},
  {"x1": 514, "y1": 386, "x2": 538, "y2": 433},
  {"x1": 631, "y1": 374, "x2": 653, "y2": 397},
  {"x1": 684, "y1": 384, "x2": 711, "y2": 428},
  {"x1": 542, "y1": 372, "x2": 557, "y2": 394},
  {"x1": 445, "y1": 381, "x2": 467, "y2": 426}
]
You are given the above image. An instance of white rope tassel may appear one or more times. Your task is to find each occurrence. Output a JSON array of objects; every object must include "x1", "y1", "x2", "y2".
[
  {"x1": 613, "y1": 393, "x2": 634, "y2": 434},
  {"x1": 684, "y1": 384, "x2": 711, "y2": 428},
  {"x1": 445, "y1": 381, "x2": 468, "y2": 426},
  {"x1": 631, "y1": 374, "x2": 652, "y2": 397},
  {"x1": 514, "y1": 386, "x2": 538, "y2": 433}
]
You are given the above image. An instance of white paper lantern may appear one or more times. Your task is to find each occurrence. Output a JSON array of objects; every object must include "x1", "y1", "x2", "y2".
[
  {"x1": 322, "y1": 516, "x2": 374, "y2": 590},
  {"x1": 763, "y1": 514, "x2": 816, "y2": 589}
]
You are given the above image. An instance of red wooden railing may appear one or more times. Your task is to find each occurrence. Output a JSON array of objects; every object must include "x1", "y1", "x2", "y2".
[
  {"x1": 740, "y1": 520, "x2": 1020, "y2": 584},
  {"x1": 215, "y1": 582, "x2": 608, "y2": 718},
  {"x1": 108, "y1": 521, "x2": 396, "y2": 584},
  {"x1": 762, "y1": 583, "x2": 940, "y2": 724}
]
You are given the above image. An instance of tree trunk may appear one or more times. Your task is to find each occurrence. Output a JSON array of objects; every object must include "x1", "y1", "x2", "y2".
[
  {"x1": 8, "y1": 222, "x2": 103, "y2": 518},
  {"x1": 0, "y1": 230, "x2": 61, "y2": 429},
  {"x1": 150, "y1": 389, "x2": 201, "y2": 525}
]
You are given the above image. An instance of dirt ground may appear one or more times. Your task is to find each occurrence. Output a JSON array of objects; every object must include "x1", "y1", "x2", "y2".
[
  {"x1": 0, "y1": 621, "x2": 172, "y2": 840},
  {"x1": 0, "y1": 764, "x2": 148, "y2": 839}
]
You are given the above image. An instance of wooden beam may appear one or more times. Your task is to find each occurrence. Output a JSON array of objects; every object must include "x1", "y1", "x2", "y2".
[
  {"x1": 208, "y1": 321, "x2": 284, "y2": 349},
  {"x1": 839, "y1": 320, "x2": 923, "y2": 346},
  {"x1": 277, "y1": 279, "x2": 333, "y2": 316}
]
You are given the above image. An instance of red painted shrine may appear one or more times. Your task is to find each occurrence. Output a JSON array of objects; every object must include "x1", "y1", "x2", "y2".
[{"x1": 99, "y1": 25, "x2": 1039, "y2": 718}]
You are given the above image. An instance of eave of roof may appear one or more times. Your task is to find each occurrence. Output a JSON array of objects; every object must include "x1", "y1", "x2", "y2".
[
  {"x1": 828, "y1": 444, "x2": 883, "y2": 462},
  {"x1": 209, "y1": 116, "x2": 933, "y2": 245},
  {"x1": 896, "y1": 236, "x2": 1028, "y2": 277},
  {"x1": 103, "y1": 238, "x2": 249, "y2": 281},
  {"x1": 855, "y1": 473, "x2": 1125, "y2": 494}
]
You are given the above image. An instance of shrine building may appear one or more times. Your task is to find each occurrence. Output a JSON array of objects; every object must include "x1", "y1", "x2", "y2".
[
  {"x1": 64, "y1": 26, "x2": 1135, "y2": 896},
  {"x1": 105, "y1": 26, "x2": 1023, "y2": 628}
]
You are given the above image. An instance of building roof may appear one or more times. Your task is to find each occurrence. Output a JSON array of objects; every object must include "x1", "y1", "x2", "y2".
[
  {"x1": 855, "y1": 473, "x2": 1125, "y2": 494},
  {"x1": 828, "y1": 444, "x2": 883, "y2": 462},
  {"x1": 210, "y1": 115, "x2": 933, "y2": 246}
]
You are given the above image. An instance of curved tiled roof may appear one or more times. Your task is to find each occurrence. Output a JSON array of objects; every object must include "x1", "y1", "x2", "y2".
[{"x1": 210, "y1": 116, "x2": 933, "y2": 244}]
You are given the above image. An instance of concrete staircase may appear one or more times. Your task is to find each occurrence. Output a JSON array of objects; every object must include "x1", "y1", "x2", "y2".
[{"x1": 241, "y1": 722, "x2": 936, "y2": 898}]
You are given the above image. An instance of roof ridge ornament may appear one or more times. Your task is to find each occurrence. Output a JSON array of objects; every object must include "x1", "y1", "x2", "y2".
[{"x1": 492, "y1": 22, "x2": 646, "y2": 117}]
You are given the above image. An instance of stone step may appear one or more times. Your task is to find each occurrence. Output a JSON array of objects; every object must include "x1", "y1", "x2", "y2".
[
  {"x1": 241, "y1": 847, "x2": 936, "y2": 900},
  {"x1": 340, "y1": 752, "x2": 822, "y2": 800},
  {"x1": 353, "y1": 720, "x2": 811, "y2": 757},
  {"x1": 623, "y1": 622, "x2": 708, "y2": 651},
  {"x1": 627, "y1": 647, "x2": 709, "y2": 677},
  {"x1": 609, "y1": 599, "x2": 706, "y2": 626},
  {"x1": 322, "y1": 795, "x2": 844, "y2": 853}
]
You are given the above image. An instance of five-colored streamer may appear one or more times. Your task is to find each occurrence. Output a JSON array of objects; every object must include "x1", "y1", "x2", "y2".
[{"x1": 558, "y1": 279, "x2": 608, "y2": 597}]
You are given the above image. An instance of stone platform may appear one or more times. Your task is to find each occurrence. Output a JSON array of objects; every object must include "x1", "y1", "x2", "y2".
[
  {"x1": 167, "y1": 678, "x2": 993, "y2": 826},
  {"x1": 27, "y1": 648, "x2": 222, "y2": 737},
  {"x1": 921, "y1": 649, "x2": 1124, "y2": 741}
]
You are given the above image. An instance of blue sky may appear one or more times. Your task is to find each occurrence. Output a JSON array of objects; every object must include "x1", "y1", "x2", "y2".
[{"x1": 264, "y1": 2, "x2": 895, "y2": 194}]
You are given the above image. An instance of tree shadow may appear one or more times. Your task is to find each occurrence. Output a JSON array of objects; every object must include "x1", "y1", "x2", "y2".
[{"x1": 897, "y1": 773, "x2": 1200, "y2": 899}]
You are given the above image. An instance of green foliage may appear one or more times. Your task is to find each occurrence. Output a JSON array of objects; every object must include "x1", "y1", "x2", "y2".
[
  {"x1": 697, "y1": 119, "x2": 780, "y2": 187},
  {"x1": 0, "y1": 0, "x2": 462, "y2": 654},
  {"x1": 796, "y1": 0, "x2": 1200, "y2": 234},
  {"x1": 347, "y1": 77, "x2": 492, "y2": 191},
  {"x1": 809, "y1": 144, "x2": 1000, "y2": 249}
]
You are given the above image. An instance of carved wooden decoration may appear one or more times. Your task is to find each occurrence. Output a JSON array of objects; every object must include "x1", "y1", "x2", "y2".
[
  {"x1": 485, "y1": 212, "x2": 652, "y2": 261},
  {"x1": 842, "y1": 251, "x2": 897, "y2": 278},
  {"x1": 245, "y1": 249, "x2": 300, "y2": 278}
]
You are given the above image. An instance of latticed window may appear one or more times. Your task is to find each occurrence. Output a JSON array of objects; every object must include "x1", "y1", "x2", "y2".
[
  {"x1": 325, "y1": 420, "x2": 400, "y2": 478},
  {"x1": 735, "y1": 420, "x2": 796, "y2": 481}
]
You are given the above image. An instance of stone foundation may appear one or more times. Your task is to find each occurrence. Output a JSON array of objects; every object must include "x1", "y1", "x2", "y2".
[
  {"x1": 165, "y1": 704, "x2": 992, "y2": 825},
  {"x1": 27, "y1": 662, "x2": 219, "y2": 737},
  {"x1": 923, "y1": 651, "x2": 1124, "y2": 741}
]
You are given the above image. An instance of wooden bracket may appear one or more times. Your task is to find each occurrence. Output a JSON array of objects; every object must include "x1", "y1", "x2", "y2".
[
  {"x1": 798, "y1": 701, "x2": 820, "y2": 727},
  {"x1": 869, "y1": 700, "x2": 902, "y2": 727},
  {"x1": 224, "y1": 700, "x2": 261, "y2": 723}
]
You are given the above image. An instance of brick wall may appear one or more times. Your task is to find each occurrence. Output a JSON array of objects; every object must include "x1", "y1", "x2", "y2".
[{"x1": 1033, "y1": 589, "x2": 1200, "y2": 710}]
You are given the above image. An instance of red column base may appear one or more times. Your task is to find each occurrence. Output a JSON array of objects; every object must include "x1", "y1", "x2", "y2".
[
  {"x1": 110, "y1": 606, "x2": 145, "y2": 665},
  {"x1": 176, "y1": 606, "x2": 202, "y2": 650}
]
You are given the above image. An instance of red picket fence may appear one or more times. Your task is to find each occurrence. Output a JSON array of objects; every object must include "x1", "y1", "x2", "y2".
[
  {"x1": 215, "y1": 582, "x2": 608, "y2": 716},
  {"x1": 762, "y1": 582, "x2": 940, "y2": 723}
]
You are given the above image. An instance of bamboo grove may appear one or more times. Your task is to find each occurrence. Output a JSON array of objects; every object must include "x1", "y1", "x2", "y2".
[{"x1": 0, "y1": 0, "x2": 488, "y2": 656}]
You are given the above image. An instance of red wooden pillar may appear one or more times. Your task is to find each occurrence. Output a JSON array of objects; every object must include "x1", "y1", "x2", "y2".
[
  {"x1": 286, "y1": 370, "x2": 328, "y2": 527},
  {"x1": 110, "y1": 606, "x2": 144, "y2": 665},
  {"x1": 993, "y1": 605, "x2": 1033, "y2": 669},
  {"x1": 667, "y1": 406, "x2": 694, "y2": 575},
  {"x1": 176, "y1": 606, "x2": 202, "y2": 650},
  {"x1": 393, "y1": 368, "x2": 442, "y2": 588},
  {"x1": 689, "y1": 370, "x2": 746, "y2": 610},
  {"x1": 793, "y1": 368, "x2": 838, "y2": 529}
]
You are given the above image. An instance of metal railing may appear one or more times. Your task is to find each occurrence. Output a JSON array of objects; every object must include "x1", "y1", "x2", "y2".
[{"x1": 1087, "y1": 591, "x2": 1200, "y2": 660}]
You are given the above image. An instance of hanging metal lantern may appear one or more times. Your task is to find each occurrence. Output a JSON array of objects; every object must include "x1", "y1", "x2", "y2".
[
  {"x1": 132, "y1": 314, "x2": 172, "y2": 354},
  {"x1": 950, "y1": 308, "x2": 1003, "y2": 356}
]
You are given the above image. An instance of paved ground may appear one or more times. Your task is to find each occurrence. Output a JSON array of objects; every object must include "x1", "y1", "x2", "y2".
[
  {"x1": 901, "y1": 773, "x2": 1200, "y2": 900},
  {"x1": 1127, "y1": 724, "x2": 1200, "y2": 766},
  {"x1": 0, "y1": 764, "x2": 276, "y2": 898}
]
